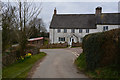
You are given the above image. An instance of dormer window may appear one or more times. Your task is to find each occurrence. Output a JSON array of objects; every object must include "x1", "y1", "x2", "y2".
[{"x1": 57, "y1": 29, "x2": 61, "y2": 33}]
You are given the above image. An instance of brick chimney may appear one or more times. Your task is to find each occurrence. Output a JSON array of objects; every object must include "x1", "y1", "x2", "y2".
[
  {"x1": 95, "y1": 7, "x2": 102, "y2": 15},
  {"x1": 54, "y1": 8, "x2": 57, "y2": 15}
]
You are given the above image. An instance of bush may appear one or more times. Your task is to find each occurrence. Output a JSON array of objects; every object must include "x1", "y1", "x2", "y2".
[
  {"x1": 2, "y1": 45, "x2": 39, "y2": 67},
  {"x1": 40, "y1": 42, "x2": 68, "y2": 49},
  {"x1": 72, "y1": 42, "x2": 82, "y2": 47},
  {"x1": 83, "y1": 29, "x2": 120, "y2": 71}
]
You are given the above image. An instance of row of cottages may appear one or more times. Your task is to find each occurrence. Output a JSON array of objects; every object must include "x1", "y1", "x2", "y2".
[{"x1": 49, "y1": 7, "x2": 120, "y2": 45}]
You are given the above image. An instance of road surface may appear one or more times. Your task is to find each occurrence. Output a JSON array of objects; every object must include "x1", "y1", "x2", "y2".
[{"x1": 32, "y1": 48, "x2": 88, "y2": 78}]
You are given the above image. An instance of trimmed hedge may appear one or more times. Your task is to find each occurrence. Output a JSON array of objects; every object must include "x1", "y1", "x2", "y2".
[
  {"x1": 40, "y1": 42, "x2": 68, "y2": 49},
  {"x1": 72, "y1": 42, "x2": 82, "y2": 47},
  {"x1": 83, "y1": 29, "x2": 120, "y2": 71}
]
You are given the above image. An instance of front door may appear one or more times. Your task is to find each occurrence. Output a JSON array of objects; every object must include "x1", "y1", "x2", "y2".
[{"x1": 69, "y1": 37, "x2": 74, "y2": 46}]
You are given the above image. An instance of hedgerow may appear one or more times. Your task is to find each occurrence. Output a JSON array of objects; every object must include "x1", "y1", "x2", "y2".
[{"x1": 83, "y1": 29, "x2": 120, "y2": 71}]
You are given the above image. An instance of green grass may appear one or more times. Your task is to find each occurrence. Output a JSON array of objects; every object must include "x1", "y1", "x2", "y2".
[
  {"x1": 44, "y1": 40, "x2": 49, "y2": 45},
  {"x1": 75, "y1": 53, "x2": 120, "y2": 79},
  {"x1": 2, "y1": 52, "x2": 46, "y2": 78},
  {"x1": 75, "y1": 53, "x2": 86, "y2": 71}
]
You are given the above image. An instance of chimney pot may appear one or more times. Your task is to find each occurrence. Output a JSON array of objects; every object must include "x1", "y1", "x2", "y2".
[
  {"x1": 54, "y1": 8, "x2": 57, "y2": 15},
  {"x1": 95, "y1": 6, "x2": 102, "y2": 15}
]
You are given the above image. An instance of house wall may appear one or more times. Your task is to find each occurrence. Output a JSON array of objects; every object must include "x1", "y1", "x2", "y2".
[{"x1": 49, "y1": 25, "x2": 119, "y2": 44}]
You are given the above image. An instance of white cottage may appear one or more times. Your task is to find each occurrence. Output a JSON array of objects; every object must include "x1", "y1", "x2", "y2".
[{"x1": 49, "y1": 7, "x2": 120, "y2": 45}]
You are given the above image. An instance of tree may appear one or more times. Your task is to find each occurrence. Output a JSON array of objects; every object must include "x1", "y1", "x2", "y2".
[
  {"x1": 2, "y1": 2, "x2": 17, "y2": 52},
  {"x1": 28, "y1": 18, "x2": 47, "y2": 38},
  {"x1": 14, "y1": 1, "x2": 42, "y2": 57}
]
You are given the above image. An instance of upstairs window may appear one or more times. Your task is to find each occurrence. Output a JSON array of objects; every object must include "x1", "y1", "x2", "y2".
[
  {"x1": 57, "y1": 29, "x2": 61, "y2": 33},
  {"x1": 79, "y1": 29, "x2": 82, "y2": 33},
  {"x1": 59, "y1": 37, "x2": 65, "y2": 41},
  {"x1": 86, "y1": 29, "x2": 89, "y2": 33},
  {"x1": 103, "y1": 26, "x2": 108, "y2": 31},
  {"x1": 71, "y1": 29, "x2": 75, "y2": 33},
  {"x1": 64, "y1": 29, "x2": 67, "y2": 33}
]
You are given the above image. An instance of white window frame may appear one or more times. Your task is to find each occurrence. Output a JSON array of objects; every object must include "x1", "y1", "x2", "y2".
[
  {"x1": 59, "y1": 37, "x2": 65, "y2": 41},
  {"x1": 71, "y1": 29, "x2": 75, "y2": 33},
  {"x1": 57, "y1": 29, "x2": 61, "y2": 33},
  {"x1": 64, "y1": 29, "x2": 67, "y2": 33},
  {"x1": 79, "y1": 29, "x2": 82, "y2": 33},
  {"x1": 86, "y1": 29, "x2": 89, "y2": 33},
  {"x1": 103, "y1": 26, "x2": 108, "y2": 31}
]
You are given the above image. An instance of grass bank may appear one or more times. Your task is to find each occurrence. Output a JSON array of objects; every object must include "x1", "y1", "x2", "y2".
[
  {"x1": 75, "y1": 53, "x2": 120, "y2": 79},
  {"x1": 2, "y1": 52, "x2": 46, "y2": 78}
]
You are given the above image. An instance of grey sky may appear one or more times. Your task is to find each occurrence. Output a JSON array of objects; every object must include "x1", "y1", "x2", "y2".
[
  {"x1": 3, "y1": 1, "x2": 119, "y2": 31},
  {"x1": 37, "y1": 2, "x2": 118, "y2": 31}
]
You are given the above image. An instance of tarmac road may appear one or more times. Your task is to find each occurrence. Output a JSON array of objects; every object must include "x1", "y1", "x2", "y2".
[{"x1": 32, "y1": 48, "x2": 89, "y2": 78}]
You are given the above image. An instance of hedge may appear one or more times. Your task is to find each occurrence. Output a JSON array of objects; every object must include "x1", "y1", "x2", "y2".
[{"x1": 83, "y1": 29, "x2": 120, "y2": 71}]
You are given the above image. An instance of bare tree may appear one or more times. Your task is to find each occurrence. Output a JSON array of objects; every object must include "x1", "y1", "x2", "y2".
[
  {"x1": 2, "y1": 2, "x2": 17, "y2": 52},
  {"x1": 28, "y1": 18, "x2": 47, "y2": 38},
  {"x1": 2, "y1": 1, "x2": 43, "y2": 57},
  {"x1": 14, "y1": 0, "x2": 42, "y2": 57}
]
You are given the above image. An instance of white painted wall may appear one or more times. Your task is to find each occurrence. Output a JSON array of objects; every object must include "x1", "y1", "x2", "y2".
[{"x1": 49, "y1": 25, "x2": 120, "y2": 44}]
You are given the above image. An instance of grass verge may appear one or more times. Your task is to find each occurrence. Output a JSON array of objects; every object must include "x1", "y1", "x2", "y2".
[
  {"x1": 2, "y1": 52, "x2": 46, "y2": 78},
  {"x1": 75, "y1": 53, "x2": 120, "y2": 79}
]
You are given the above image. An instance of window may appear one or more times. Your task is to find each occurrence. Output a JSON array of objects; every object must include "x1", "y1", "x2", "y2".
[
  {"x1": 80, "y1": 38, "x2": 83, "y2": 42},
  {"x1": 71, "y1": 29, "x2": 75, "y2": 33},
  {"x1": 103, "y1": 26, "x2": 108, "y2": 31},
  {"x1": 86, "y1": 29, "x2": 89, "y2": 33},
  {"x1": 79, "y1": 29, "x2": 82, "y2": 33},
  {"x1": 64, "y1": 29, "x2": 67, "y2": 33},
  {"x1": 119, "y1": 26, "x2": 120, "y2": 28},
  {"x1": 57, "y1": 29, "x2": 61, "y2": 33},
  {"x1": 59, "y1": 37, "x2": 65, "y2": 41}
]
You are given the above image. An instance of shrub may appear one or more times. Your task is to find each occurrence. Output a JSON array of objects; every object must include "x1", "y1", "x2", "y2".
[
  {"x1": 83, "y1": 29, "x2": 120, "y2": 71},
  {"x1": 72, "y1": 42, "x2": 82, "y2": 47}
]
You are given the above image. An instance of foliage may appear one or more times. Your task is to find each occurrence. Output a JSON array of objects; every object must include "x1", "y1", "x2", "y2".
[
  {"x1": 2, "y1": 52, "x2": 46, "y2": 78},
  {"x1": 2, "y1": 4, "x2": 18, "y2": 52},
  {"x1": 75, "y1": 53, "x2": 86, "y2": 71},
  {"x1": 72, "y1": 42, "x2": 82, "y2": 47},
  {"x1": 40, "y1": 42, "x2": 68, "y2": 49},
  {"x1": 25, "y1": 53, "x2": 32, "y2": 58},
  {"x1": 83, "y1": 28, "x2": 120, "y2": 71},
  {"x1": 2, "y1": 45, "x2": 40, "y2": 67},
  {"x1": 75, "y1": 53, "x2": 120, "y2": 79},
  {"x1": 2, "y1": 1, "x2": 47, "y2": 57},
  {"x1": 29, "y1": 18, "x2": 47, "y2": 38}
]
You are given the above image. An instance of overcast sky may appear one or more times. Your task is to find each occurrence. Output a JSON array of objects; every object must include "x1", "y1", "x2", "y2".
[
  {"x1": 38, "y1": 2, "x2": 119, "y2": 31},
  {"x1": 2, "y1": 1, "x2": 120, "y2": 31}
]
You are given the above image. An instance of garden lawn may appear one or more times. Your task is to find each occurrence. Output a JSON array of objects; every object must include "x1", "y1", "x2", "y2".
[{"x1": 2, "y1": 52, "x2": 46, "y2": 78}]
